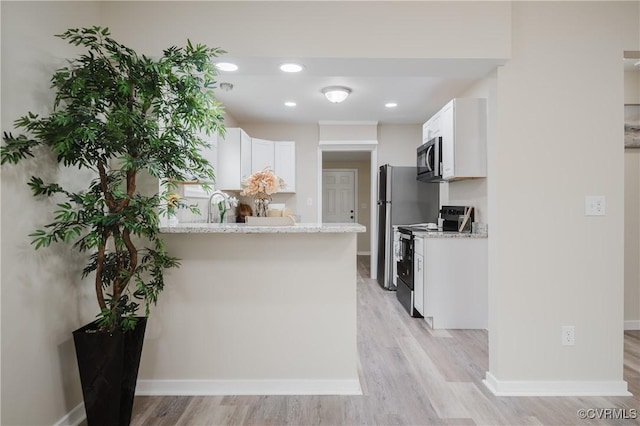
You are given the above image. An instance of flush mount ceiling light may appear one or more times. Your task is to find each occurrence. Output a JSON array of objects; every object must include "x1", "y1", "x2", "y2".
[
  {"x1": 280, "y1": 63, "x2": 304, "y2": 73},
  {"x1": 322, "y1": 86, "x2": 351, "y2": 103},
  {"x1": 215, "y1": 62, "x2": 238, "y2": 72},
  {"x1": 284, "y1": 101, "x2": 297, "y2": 107},
  {"x1": 385, "y1": 102, "x2": 398, "y2": 108}
]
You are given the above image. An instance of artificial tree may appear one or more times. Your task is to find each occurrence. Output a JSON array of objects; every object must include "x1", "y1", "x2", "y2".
[{"x1": 1, "y1": 26, "x2": 226, "y2": 332}]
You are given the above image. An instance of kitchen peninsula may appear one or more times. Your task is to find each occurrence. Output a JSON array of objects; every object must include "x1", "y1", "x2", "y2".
[{"x1": 136, "y1": 222, "x2": 365, "y2": 396}]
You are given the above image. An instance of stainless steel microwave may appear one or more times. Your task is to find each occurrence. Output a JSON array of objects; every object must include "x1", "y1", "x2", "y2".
[{"x1": 417, "y1": 136, "x2": 442, "y2": 181}]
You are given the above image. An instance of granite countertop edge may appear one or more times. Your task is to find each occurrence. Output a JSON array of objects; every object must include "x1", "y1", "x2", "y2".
[{"x1": 159, "y1": 222, "x2": 366, "y2": 234}]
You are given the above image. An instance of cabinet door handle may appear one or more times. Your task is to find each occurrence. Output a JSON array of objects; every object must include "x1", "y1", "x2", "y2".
[{"x1": 417, "y1": 258, "x2": 422, "y2": 272}]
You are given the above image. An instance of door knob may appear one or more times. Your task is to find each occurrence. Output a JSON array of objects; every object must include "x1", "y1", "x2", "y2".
[
  {"x1": 350, "y1": 216, "x2": 354, "y2": 219},
  {"x1": 350, "y1": 210, "x2": 354, "y2": 213}
]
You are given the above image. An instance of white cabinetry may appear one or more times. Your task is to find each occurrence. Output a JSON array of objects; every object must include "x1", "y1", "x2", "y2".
[
  {"x1": 414, "y1": 234, "x2": 425, "y2": 316},
  {"x1": 274, "y1": 141, "x2": 296, "y2": 193},
  {"x1": 216, "y1": 128, "x2": 296, "y2": 192},
  {"x1": 182, "y1": 131, "x2": 218, "y2": 182},
  {"x1": 251, "y1": 138, "x2": 275, "y2": 173},
  {"x1": 423, "y1": 237, "x2": 487, "y2": 329},
  {"x1": 439, "y1": 98, "x2": 486, "y2": 180},
  {"x1": 216, "y1": 128, "x2": 251, "y2": 191},
  {"x1": 421, "y1": 110, "x2": 442, "y2": 145}
]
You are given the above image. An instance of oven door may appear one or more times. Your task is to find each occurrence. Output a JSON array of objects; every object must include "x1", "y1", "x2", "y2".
[{"x1": 396, "y1": 230, "x2": 414, "y2": 290}]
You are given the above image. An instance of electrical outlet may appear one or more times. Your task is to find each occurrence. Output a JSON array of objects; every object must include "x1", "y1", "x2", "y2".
[
  {"x1": 562, "y1": 325, "x2": 575, "y2": 346},
  {"x1": 585, "y1": 195, "x2": 606, "y2": 216}
]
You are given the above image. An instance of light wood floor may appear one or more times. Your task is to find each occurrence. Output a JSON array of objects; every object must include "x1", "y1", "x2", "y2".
[{"x1": 130, "y1": 256, "x2": 640, "y2": 426}]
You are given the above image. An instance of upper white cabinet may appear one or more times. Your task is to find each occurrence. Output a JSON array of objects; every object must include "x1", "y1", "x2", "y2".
[
  {"x1": 274, "y1": 141, "x2": 296, "y2": 193},
  {"x1": 439, "y1": 98, "x2": 487, "y2": 180},
  {"x1": 183, "y1": 130, "x2": 218, "y2": 182},
  {"x1": 421, "y1": 110, "x2": 442, "y2": 145},
  {"x1": 216, "y1": 128, "x2": 296, "y2": 192},
  {"x1": 216, "y1": 128, "x2": 251, "y2": 191},
  {"x1": 251, "y1": 138, "x2": 275, "y2": 173}
]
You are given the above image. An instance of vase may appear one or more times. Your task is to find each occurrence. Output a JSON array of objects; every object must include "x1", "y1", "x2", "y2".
[{"x1": 254, "y1": 197, "x2": 270, "y2": 217}]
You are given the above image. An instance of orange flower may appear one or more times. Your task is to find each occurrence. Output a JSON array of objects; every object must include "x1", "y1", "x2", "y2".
[{"x1": 241, "y1": 168, "x2": 285, "y2": 196}]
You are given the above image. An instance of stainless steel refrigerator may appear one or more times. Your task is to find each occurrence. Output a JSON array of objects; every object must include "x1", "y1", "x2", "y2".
[{"x1": 376, "y1": 164, "x2": 440, "y2": 290}]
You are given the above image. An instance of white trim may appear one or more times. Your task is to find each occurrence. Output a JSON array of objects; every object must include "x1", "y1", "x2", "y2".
[
  {"x1": 357, "y1": 251, "x2": 371, "y2": 256},
  {"x1": 483, "y1": 372, "x2": 631, "y2": 396},
  {"x1": 136, "y1": 379, "x2": 363, "y2": 396},
  {"x1": 318, "y1": 140, "x2": 378, "y2": 146},
  {"x1": 624, "y1": 320, "x2": 640, "y2": 330},
  {"x1": 53, "y1": 402, "x2": 85, "y2": 426},
  {"x1": 318, "y1": 120, "x2": 378, "y2": 126}
]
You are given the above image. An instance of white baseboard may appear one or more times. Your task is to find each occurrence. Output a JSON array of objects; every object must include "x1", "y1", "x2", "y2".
[
  {"x1": 53, "y1": 402, "x2": 85, "y2": 426},
  {"x1": 624, "y1": 320, "x2": 640, "y2": 330},
  {"x1": 357, "y1": 251, "x2": 371, "y2": 256},
  {"x1": 136, "y1": 379, "x2": 363, "y2": 396},
  {"x1": 483, "y1": 372, "x2": 631, "y2": 396}
]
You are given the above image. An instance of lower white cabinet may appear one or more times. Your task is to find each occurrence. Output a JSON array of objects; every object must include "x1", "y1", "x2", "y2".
[{"x1": 422, "y1": 237, "x2": 487, "y2": 329}]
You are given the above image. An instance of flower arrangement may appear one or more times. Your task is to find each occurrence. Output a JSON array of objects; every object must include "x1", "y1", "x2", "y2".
[
  {"x1": 241, "y1": 168, "x2": 285, "y2": 217},
  {"x1": 241, "y1": 167, "x2": 285, "y2": 198},
  {"x1": 166, "y1": 193, "x2": 183, "y2": 216}
]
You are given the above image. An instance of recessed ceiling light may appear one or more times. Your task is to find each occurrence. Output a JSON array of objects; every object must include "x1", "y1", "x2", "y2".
[
  {"x1": 215, "y1": 62, "x2": 238, "y2": 72},
  {"x1": 280, "y1": 63, "x2": 304, "y2": 73},
  {"x1": 284, "y1": 101, "x2": 297, "y2": 107},
  {"x1": 385, "y1": 102, "x2": 398, "y2": 108}
]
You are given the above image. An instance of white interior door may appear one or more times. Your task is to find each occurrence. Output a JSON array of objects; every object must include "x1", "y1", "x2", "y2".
[{"x1": 322, "y1": 170, "x2": 356, "y2": 223}]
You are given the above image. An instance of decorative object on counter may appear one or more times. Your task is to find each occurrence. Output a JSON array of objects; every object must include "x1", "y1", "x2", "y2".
[
  {"x1": 458, "y1": 206, "x2": 473, "y2": 233},
  {"x1": 240, "y1": 167, "x2": 286, "y2": 217},
  {"x1": 236, "y1": 203, "x2": 253, "y2": 223},
  {"x1": 166, "y1": 193, "x2": 183, "y2": 226},
  {"x1": 0, "y1": 26, "x2": 226, "y2": 425}
]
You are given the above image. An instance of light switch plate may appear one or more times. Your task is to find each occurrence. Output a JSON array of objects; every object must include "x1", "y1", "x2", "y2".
[{"x1": 585, "y1": 195, "x2": 606, "y2": 216}]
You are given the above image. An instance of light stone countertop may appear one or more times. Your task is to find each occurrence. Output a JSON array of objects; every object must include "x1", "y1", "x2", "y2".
[
  {"x1": 159, "y1": 222, "x2": 366, "y2": 234},
  {"x1": 412, "y1": 230, "x2": 488, "y2": 239}
]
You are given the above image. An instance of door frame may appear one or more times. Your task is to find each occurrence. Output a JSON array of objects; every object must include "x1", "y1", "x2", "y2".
[
  {"x1": 317, "y1": 140, "x2": 378, "y2": 279},
  {"x1": 321, "y1": 168, "x2": 358, "y2": 224}
]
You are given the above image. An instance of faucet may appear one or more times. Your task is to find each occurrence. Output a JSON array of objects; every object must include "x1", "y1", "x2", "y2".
[{"x1": 207, "y1": 190, "x2": 230, "y2": 223}]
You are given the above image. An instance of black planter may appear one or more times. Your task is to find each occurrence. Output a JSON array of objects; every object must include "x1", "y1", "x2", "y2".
[{"x1": 73, "y1": 317, "x2": 147, "y2": 426}]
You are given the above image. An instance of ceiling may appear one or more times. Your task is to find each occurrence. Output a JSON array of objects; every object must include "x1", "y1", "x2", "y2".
[{"x1": 212, "y1": 57, "x2": 506, "y2": 125}]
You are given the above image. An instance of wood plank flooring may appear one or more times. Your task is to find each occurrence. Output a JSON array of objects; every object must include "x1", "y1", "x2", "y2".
[{"x1": 130, "y1": 256, "x2": 640, "y2": 426}]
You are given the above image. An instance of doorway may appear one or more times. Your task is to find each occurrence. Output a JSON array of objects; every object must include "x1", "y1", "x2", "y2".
[
  {"x1": 322, "y1": 169, "x2": 357, "y2": 223},
  {"x1": 317, "y1": 143, "x2": 378, "y2": 277}
]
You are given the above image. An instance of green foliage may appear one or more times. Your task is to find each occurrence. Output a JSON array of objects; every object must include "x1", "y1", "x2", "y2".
[{"x1": 1, "y1": 26, "x2": 226, "y2": 332}]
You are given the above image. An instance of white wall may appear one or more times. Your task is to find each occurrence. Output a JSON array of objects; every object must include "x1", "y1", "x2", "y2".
[
  {"x1": 624, "y1": 68, "x2": 640, "y2": 327},
  {"x1": 1, "y1": 2, "x2": 103, "y2": 424},
  {"x1": 625, "y1": 150, "x2": 640, "y2": 325},
  {"x1": 625, "y1": 70, "x2": 640, "y2": 104},
  {"x1": 489, "y1": 1, "x2": 638, "y2": 388}
]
